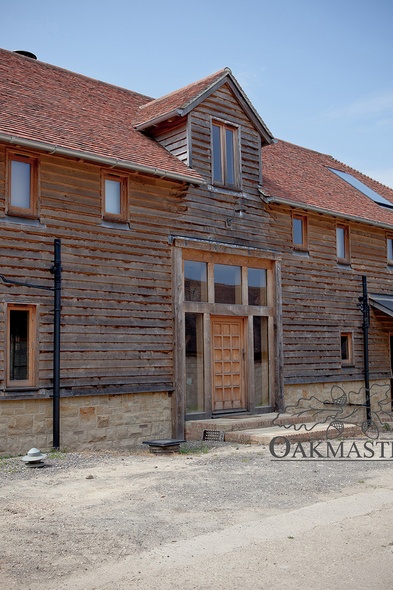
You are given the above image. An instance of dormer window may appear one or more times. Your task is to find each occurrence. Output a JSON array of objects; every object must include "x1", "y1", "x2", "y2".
[{"x1": 212, "y1": 120, "x2": 239, "y2": 189}]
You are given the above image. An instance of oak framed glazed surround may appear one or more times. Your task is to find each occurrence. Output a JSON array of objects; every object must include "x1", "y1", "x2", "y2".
[{"x1": 172, "y1": 236, "x2": 283, "y2": 437}]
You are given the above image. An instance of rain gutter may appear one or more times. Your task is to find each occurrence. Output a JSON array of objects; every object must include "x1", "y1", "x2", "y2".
[{"x1": 0, "y1": 133, "x2": 204, "y2": 186}]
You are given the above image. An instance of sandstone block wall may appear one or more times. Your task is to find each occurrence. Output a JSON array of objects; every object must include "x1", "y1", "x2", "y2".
[{"x1": 0, "y1": 392, "x2": 172, "y2": 455}]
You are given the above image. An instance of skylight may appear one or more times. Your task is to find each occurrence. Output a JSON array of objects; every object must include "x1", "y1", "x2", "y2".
[{"x1": 328, "y1": 168, "x2": 393, "y2": 209}]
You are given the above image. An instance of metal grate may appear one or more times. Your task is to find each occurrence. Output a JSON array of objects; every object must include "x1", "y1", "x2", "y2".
[{"x1": 202, "y1": 429, "x2": 225, "y2": 442}]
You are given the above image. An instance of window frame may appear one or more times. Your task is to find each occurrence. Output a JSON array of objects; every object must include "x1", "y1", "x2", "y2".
[
  {"x1": 292, "y1": 213, "x2": 308, "y2": 251},
  {"x1": 211, "y1": 119, "x2": 240, "y2": 189},
  {"x1": 336, "y1": 223, "x2": 350, "y2": 264},
  {"x1": 6, "y1": 304, "x2": 38, "y2": 389},
  {"x1": 102, "y1": 172, "x2": 128, "y2": 222},
  {"x1": 340, "y1": 332, "x2": 354, "y2": 366},
  {"x1": 6, "y1": 151, "x2": 39, "y2": 219}
]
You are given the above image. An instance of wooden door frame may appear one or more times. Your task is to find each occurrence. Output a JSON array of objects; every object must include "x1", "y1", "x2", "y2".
[{"x1": 171, "y1": 237, "x2": 283, "y2": 438}]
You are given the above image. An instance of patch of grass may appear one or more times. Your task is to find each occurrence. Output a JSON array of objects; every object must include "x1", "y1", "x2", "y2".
[
  {"x1": 48, "y1": 448, "x2": 67, "y2": 459},
  {"x1": 179, "y1": 443, "x2": 210, "y2": 455}
]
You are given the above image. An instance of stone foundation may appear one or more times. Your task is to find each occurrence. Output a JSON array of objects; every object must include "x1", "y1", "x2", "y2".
[
  {"x1": 283, "y1": 379, "x2": 391, "y2": 415},
  {"x1": 0, "y1": 391, "x2": 172, "y2": 455}
]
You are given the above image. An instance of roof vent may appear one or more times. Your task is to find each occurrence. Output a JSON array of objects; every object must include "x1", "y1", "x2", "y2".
[{"x1": 13, "y1": 50, "x2": 37, "y2": 60}]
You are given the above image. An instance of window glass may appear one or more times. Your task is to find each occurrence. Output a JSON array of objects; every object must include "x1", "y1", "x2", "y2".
[
  {"x1": 11, "y1": 160, "x2": 31, "y2": 209},
  {"x1": 214, "y1": 264, "x2": 242, "y2": 304},
  {"x1": 248, "y1": 268, "x2": 267, "y2": 306},
  {"x1": 293, "y1": 217, "x2": 304, "y2": 246},
  {"x1": 336, "y1": 226, "x2": 346, "y2": 260},
  {"x1": 185, "y1": 313, "x2": 204, "y2": 413},
  {"x1": 387, "y1": 238, "x2": 393, "y2": 263},
  {"x1": 105, "y1": 179, "x2": 121, "y2": 215},
  {"x1": 212, "y1": 124, "x2": 222, "y2": 183},
  {"x1": 254, "y1": 316, "x2": 269, "y2": 406},
  {"x1": 341, "y1": 333, "x2": 353, "y2": 365},
  {"x1": 184, "y1": 261, "x2": 207, "y2": 302},
  {"x1": 9, "y1": 309, "x2": 29, "y2": 381},
  {"x1": 225, "y1": 127, "x2": 235, "y2": 186}
]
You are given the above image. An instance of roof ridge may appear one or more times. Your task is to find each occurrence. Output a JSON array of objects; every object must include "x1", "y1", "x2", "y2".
[{"x1": 138, "y1": 68, "x2": 230, "y2": 112}]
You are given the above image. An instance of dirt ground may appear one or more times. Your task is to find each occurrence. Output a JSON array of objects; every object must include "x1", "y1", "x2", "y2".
[{"x1": 1, "y1": 440, "x2": 393, "y2": 590}]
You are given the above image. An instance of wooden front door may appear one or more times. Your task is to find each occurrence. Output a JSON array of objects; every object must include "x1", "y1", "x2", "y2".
[{"x1": 211, "y1": 317, "x2": 246, "y2": 412}]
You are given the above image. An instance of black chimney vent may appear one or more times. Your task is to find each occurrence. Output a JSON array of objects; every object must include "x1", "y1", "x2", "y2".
[{"x1": 14, "y1": 50, "x2": 37, "y2": 60}]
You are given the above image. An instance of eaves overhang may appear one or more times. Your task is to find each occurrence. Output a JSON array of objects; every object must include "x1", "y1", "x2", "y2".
[
  {"x1": 0, "y1": 132, "x2": 205, "y2": 186},
  {"x1": 369, "y1": 295, "x2": 393, "y2": 318},
  {"x1": 259, "y1": 189, "x2": 393, "y2": 232}
]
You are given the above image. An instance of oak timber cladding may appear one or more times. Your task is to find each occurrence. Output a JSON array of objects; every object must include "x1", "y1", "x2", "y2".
[
  {"x1": 270, "y1": 204, "x2": 392, "y2": 385},
  {"x1": 0, "y1": 149, "x2": 181, "y2": 397}
]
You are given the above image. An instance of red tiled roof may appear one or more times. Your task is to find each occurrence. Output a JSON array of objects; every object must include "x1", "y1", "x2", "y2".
[
  {"x1": 134, "y1": 69, "x2": 229, "y2": 128},
  {"x1": 262, "y1": 140, "x2": 393, "y2": 227},
  {"x1": 0, "y1": 49, "x2": 203, "y2": 183}
]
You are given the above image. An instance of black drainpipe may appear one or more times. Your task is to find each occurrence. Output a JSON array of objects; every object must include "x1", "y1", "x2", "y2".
[
  {"x1": 50, "y1": 239, "x2": 62, "y2": 449},
  {"x1": 360, "y1": 275, "x2": 372, "y2": 425}
]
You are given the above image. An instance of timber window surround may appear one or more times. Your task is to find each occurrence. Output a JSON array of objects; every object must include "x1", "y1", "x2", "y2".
[
  {"x1": 102, "y1": 172, "x2": 128, "y2": 221},
  {"x1": 6, "y1": 151, "x2": 38, "y2": 218},
  {"x1": 6, "y1": 304, "x2": 37, "y2": 388},
  {"x1": 292, "y1": 214, "x2": 308, "y2": 250},
  {"x1": 211, "y1": 120, "x2": 240, "y2": 188},
  {"x1": 336, "y1": 223, "x2": 350, "y2": 263},
  {"x1": 340, "y1": 332, "x2": 354, "y2": 366}
]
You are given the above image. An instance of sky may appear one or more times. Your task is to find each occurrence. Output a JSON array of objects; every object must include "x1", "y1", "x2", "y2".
[{"x1": 2, "y1": 0, "x2": 393, "y2": 188}]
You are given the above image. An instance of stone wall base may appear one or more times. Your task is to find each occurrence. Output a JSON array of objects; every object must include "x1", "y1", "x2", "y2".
[
  {"x1": 284, "y1": 379, "x2": 391, "y2": 415},
  {"x1": 0, "y1": 392, "x2": 172, "y2": 455}
]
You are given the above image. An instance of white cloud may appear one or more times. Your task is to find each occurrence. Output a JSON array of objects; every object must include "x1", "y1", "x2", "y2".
[{"x1": 324, "y1": 90, "x2": 393, "y2": 121}]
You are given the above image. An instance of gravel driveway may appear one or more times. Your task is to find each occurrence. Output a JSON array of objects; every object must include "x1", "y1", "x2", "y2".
[{"x1": 1, "y1": 441, "x2": 393, "y2": 589}]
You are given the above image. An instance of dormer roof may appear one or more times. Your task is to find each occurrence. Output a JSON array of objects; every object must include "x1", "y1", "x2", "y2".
[{"x1": 134, "y1": 68, "x2": 274, "y2": 145}]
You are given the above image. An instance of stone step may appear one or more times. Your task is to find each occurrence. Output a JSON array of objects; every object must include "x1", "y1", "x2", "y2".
[
  {"x1": 224, "y1": 422, "x2": 361, "y2": 445},
  {"x1": 185, "y1": 412, "x2": 314, "y2": 441}
]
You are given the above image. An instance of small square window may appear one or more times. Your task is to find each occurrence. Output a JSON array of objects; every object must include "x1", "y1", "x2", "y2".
[
  {"x1": 341, "y1": 332, "x2": 353, "y2": 366},
  {"x1": 102, "y1": 173, "x2": 127, "y2": 221},
  {"x1": 292, "y1": 214, "x2": 308, "y2": 250},
  {"x1": 7, "y1": 152, "x2": 38, "y2": 218},
  {"x1": 336, "y1": 224, "x2": 350, "y2": 263},
  {"x1": 214, "y1": 264, "x2": 242, "y2": 304},
  {"x1": 6, "y1": 304, "x2": 37, "y2": 388},
  {"x1": 212, "y1": 121, "x2": 239, "y2": 188}
]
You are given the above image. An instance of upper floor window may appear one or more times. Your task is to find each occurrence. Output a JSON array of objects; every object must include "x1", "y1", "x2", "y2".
[
  {"x1": 387, "y1": 236, "x2": 393, "y2": 265},
  {"x1": 6, "y1": 304, "x2": 37, "y2": 388},
  {"x1": 336, "y1": 224, "x2": 350, "y2": 263},
  {"x1": 7, "y1": 152, "x2": 38, "y2": 218},
  {"x1": 102, "y1": 173, "x2": 127, "y2": 221},
  {"x1": 292, "y1": 214, "x2": 308, "y2": 250},
  {"x1": 212, "y1": 121, "x2": 239, "y2": 188}
]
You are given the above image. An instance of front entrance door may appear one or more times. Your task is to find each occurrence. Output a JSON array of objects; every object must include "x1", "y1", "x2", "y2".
[{"x1": 211, "y1": 317, "x2": 246, "y2": 412}]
